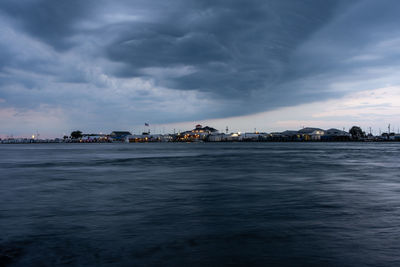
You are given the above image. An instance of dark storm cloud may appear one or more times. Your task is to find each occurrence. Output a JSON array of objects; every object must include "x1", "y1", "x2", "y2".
[
  {"x1": 107, "y1": 0, "x2": 351, "y2": 97},
  {"x1": 1, "y1": 0, "x2": 353, "y2": 97},
  {"x1": 0, "y1": 0, "x2": 93, "y2": 50},
  {"x1": 0, "y1": 44, "x2": 11, "y2": 71},
  {"x1": 288, "y1": 0, "x2": 400, "y2": 77}
]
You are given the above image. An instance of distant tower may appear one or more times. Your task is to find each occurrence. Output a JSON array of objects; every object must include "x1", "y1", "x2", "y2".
[
  {"x1": 226, "y1": 126, "x2": 229, "y2": 134},
  {"x1": 388, "y1": 124, "x2": 391, "y2": 134}
]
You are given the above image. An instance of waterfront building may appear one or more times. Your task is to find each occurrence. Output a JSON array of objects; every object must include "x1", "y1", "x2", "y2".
[
  {"x1": 267, "y1": 132, "x2": 285, "y2": 141},
  {"x1": 322, "y1": 128, "x2": 351, "y2": 141},
  {"x1": 81, "y1": 134, "x2": 109, "y2": 143},
  {"x1": 110, "y1": 131, "x2": 132, "y2": 142},
  {"x1": 242, "y1": 132, "x2": 264, "y2": 141},
  {"x1": 281, "y1": 130, "x2": 302, "y2": 141},
  {"x1": 325, "y1": 128, "x2": 350, "y2": 136},
  {"x1": 298, "y1": 127, "x2": 325, "y2": 141},
  {"x1": 208, "y1": 133, "x2": 225, "y2": 142},
  {"x1": 225, "y1": 132, "x2": 242, "y2": 141},
  {"x1": 125, "y1": 134, "x2": 171, "y2": 142},
  {"x1": 177, "y1": 125, "x2": 218, "y2": 141}
]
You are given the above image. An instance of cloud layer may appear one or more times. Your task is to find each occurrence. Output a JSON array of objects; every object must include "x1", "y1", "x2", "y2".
[{"x1": 1, "y1": 0, "x2": 400, "y2": 136}]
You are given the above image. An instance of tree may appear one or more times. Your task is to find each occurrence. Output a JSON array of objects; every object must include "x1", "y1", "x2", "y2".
[
  {"x1": 349, "y1": 126, "x2": 365, "y2": 140},
  {"x1": 70, "y1": 130, "x2": 83, "y2": 139}
]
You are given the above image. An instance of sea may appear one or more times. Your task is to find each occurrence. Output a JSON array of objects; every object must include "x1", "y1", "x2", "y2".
[{"x1": 1, "y1": 142, "x2": 400, "y2": 266}]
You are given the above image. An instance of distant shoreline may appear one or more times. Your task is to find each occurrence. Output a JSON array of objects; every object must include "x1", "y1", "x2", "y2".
[{"x1": 1, "y1": 140, "x2": 400, "y2": 144}]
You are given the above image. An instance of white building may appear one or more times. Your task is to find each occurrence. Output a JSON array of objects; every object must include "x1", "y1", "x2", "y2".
[
  {"x1": 208, "y1": 133, "x2": 225, "y2": 142},
  {"x1": 298, "y1": 127, "x2": 325, "y2": 140}
]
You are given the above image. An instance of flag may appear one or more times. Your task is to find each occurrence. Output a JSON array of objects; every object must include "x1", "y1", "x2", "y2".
[{"x1": 145, "y1": 123, "x2": 149, "y2": 126}]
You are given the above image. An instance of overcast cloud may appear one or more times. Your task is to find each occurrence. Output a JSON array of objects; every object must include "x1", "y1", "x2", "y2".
[{"x1": 1, "y1": 0, "x2": 400, "y2": 136}]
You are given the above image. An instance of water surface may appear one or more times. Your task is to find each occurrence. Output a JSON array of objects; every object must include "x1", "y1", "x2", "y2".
[{"x1": 1, "y1": 143, "x2": 400, "y2": 266}]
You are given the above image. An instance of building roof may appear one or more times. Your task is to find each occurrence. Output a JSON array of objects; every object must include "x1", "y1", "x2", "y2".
[
  {"x1": 326, "y1": 128, "x2": 350, "y2": 136},
  {"x1": 281, "y1": 130, "x2": 299, "y2": 136},
  {"x1": 191, "y1": 125, "x2": 218, "y2": 133},
  {"x1": 202, "y1": 126, "x2": 217, "y2": 132},
  {"x1": 298, "y1": 127, "x2": 324, "y2": 134},
  {"x1": 326, "y1": 128, "x2": 346, "y2": 133}
]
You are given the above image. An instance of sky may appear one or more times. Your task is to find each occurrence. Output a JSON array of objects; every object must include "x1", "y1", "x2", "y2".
[{"x1": 1, "y1": 0, "x2": 400, "y2": 138}]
